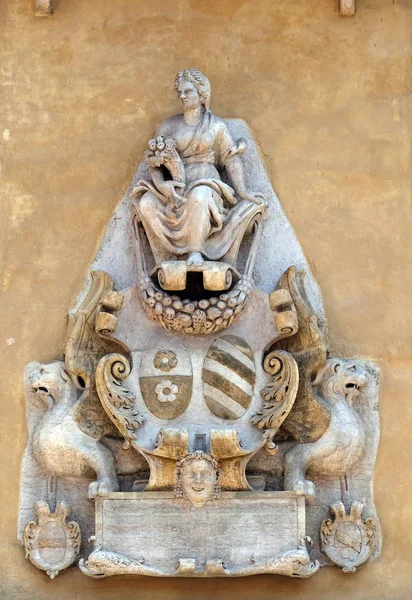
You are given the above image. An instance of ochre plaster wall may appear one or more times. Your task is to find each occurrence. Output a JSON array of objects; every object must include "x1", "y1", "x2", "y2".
[{"x1": 1, "y1": 0, "x2": 411, "y2": 598}]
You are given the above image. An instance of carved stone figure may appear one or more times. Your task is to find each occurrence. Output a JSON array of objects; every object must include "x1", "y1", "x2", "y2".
[
  {"x1": 283, "y1": 359, "x2": 367, "y2": 497},
  {"x1": 28, "y1": 361, "x2": 119, "y2": 499},
  {"x1": 133, "y1": 68, "x2": 267, "y2": 269},
  {"x1": 174, "y1": 451, "x2": 221, "y2": 508},
  {"x1": 131, "y1": 70, "x2": 267, "y2": 333}
]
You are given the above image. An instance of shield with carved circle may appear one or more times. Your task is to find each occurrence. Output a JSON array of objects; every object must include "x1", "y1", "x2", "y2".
[{"x1": 139, "y1": 342, "x2": 192, "y2": 420}]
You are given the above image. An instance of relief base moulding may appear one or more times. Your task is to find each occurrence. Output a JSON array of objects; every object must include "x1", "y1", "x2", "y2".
[
  {"x1": 18, "y1": 69, "x2": 380, "y2": 580},
  {"x1": 34, "y1": 2, "x2": 355, "y2": 17}
]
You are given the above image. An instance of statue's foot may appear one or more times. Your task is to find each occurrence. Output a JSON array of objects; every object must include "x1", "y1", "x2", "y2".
[
  {"x1": 88, "y1": 476, "x2": 118, "y2": 500},
  {"x1": 288, "y1": 478, "x2": 315, "y2": 499},
  {"x1": 187, "y1": 252, "x2": 204, "y2": 267}
]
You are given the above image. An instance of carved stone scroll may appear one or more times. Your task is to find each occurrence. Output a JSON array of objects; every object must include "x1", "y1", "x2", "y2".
[
  {"x1": 142, "y1": 428, "x2": 189, "y2": 490},
  {"x1": 23, "y1": 502, "x2": 80, "y2": 578},
  {"x1": 321, "y1": 502, "x2": 376, "y2": 572},
  {"x1": 80, "y1": 542, "x2": 318, "y2": 579},
  {"x1": 65, "y1": 271, "x2": 128, "y2": 389},
  {"x1": 268, "y1": 288, "x2": 298, "y2": 340},
  {"x1": 250, "y1": 350, "x2": 299, "y2": 453},
  {"x1": 210, "y1": 429, "x2": 262, "y2": 491},
  {"x1": 95, "y1": 353, "x2": 144, "y2": 450}
]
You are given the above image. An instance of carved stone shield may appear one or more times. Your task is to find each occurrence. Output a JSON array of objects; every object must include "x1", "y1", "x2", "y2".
[
  {"x1": 139, "y1": 342, "x2": 192, "y2": 419},
  {"x1": 320, "y1": 502, "x2": 376, "y2": 573},
  {"x1": 203, "y1": 335, "x2": 256, "y2": 419},
  {"x1": 23, "y1": 502, "x2": 81, "y2": 579}
]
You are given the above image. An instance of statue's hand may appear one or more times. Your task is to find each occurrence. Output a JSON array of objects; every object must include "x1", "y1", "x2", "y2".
[
  {"x1": 239, "y1": 191, "x2": 267, "y2": 206},
  {"x1": 159, "y1": 180, "x2": 185, "y2": 208}
]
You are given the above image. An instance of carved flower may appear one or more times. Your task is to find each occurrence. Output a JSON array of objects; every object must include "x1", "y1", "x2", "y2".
[
  {"x1": 155, "y1": 380, "x2": 178, "y2": 403},
  {"x1": 153, "y1": 350, "x2": 178, "y2": 372}
]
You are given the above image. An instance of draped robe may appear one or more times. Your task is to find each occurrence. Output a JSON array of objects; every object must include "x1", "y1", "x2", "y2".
[{"x1": 134, "y1": 111, "x2": 261, "y2": 264}]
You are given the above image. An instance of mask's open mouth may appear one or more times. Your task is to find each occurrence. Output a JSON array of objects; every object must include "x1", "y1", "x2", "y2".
[{"x1": 192, "y1": 487, "x2": 205, "y2": 493}]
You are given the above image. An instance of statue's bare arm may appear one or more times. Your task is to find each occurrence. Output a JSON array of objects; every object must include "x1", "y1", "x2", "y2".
[{"x1": 225, "y1": 155, "x2": 266, "y2": 205}]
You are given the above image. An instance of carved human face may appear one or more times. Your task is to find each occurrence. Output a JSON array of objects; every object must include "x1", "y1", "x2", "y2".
[
  {"x1": 177, "y1": 80, "x2": 201, "y2": 110},
  {"x1": 180, "y1": 458, "x2": 217, "y2": 508}
]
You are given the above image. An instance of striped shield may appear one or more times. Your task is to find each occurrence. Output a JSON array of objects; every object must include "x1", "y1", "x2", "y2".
[{"x1": 203, "y1": 335, "x2": 256, "y2": 420}]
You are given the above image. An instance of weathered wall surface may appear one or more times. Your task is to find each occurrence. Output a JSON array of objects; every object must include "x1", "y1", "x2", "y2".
[{"x1": 1, "y1": 0, "x2": 411, "y2": 598}]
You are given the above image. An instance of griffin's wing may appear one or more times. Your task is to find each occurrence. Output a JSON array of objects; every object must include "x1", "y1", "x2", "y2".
[
  {"x1": 272, "y1": 266, "x2": 331, "y2": 443},
  {"x1": 64, "y1": 271, "x2": 131, "y2": 439}
]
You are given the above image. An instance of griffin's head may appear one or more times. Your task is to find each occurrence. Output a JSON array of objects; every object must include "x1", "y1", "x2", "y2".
[
  {"x1": 313, "y1": 359, "x2": 367, "y2": 403},
  {"x1": 27, "y1": 361, "x2": 74, "y2": 406}
]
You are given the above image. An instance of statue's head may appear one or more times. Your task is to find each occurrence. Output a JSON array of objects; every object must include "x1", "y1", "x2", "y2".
[
  {"x1": 174, "y1": 69, "x2": 211, "y2": 111},
  {"x1": 313, "y1": 359, "x2": 368, "y2": 404},
  {"x1": 174, "y1": 450, "x2": 221, "y2": 508},
  {"x1": 27, "y1": 361, "x2": 74, "y2": 407}
]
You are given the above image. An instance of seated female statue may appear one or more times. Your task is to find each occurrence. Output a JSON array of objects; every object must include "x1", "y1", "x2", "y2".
[{"x1": 134, "y1": 68, "x2": 267, "y2": 267}]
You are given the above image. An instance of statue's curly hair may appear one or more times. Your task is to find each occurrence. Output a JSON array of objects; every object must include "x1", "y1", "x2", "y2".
[
  {"x1": 174, "y1": 69, "x2": 211, "y2": 110},
  {"x1": 174, "y1": 451, "x2": 221, "y2": 500}
]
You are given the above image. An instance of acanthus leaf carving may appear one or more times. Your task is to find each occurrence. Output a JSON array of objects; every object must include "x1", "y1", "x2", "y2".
[
  {"x1": 250, "y1": 350, "x2": 299, "y2": 453},
  {"x1": 95, "y1": 353, "x2": 144, "y2": 450}
]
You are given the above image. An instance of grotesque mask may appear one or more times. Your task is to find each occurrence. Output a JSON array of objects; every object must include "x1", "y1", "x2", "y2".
[{"x1": 174, "y1": 451, "x2": 221, "y2": 508}]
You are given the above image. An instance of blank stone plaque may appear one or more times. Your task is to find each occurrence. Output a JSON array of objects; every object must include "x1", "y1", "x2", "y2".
[{"x1": 94, "y1": 491, "x2": 305, "y2": 570}]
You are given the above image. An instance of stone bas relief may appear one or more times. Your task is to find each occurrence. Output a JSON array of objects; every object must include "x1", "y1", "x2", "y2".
[{"x1": 18, "y1": 69, "x2": 380, "y2": 579}]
